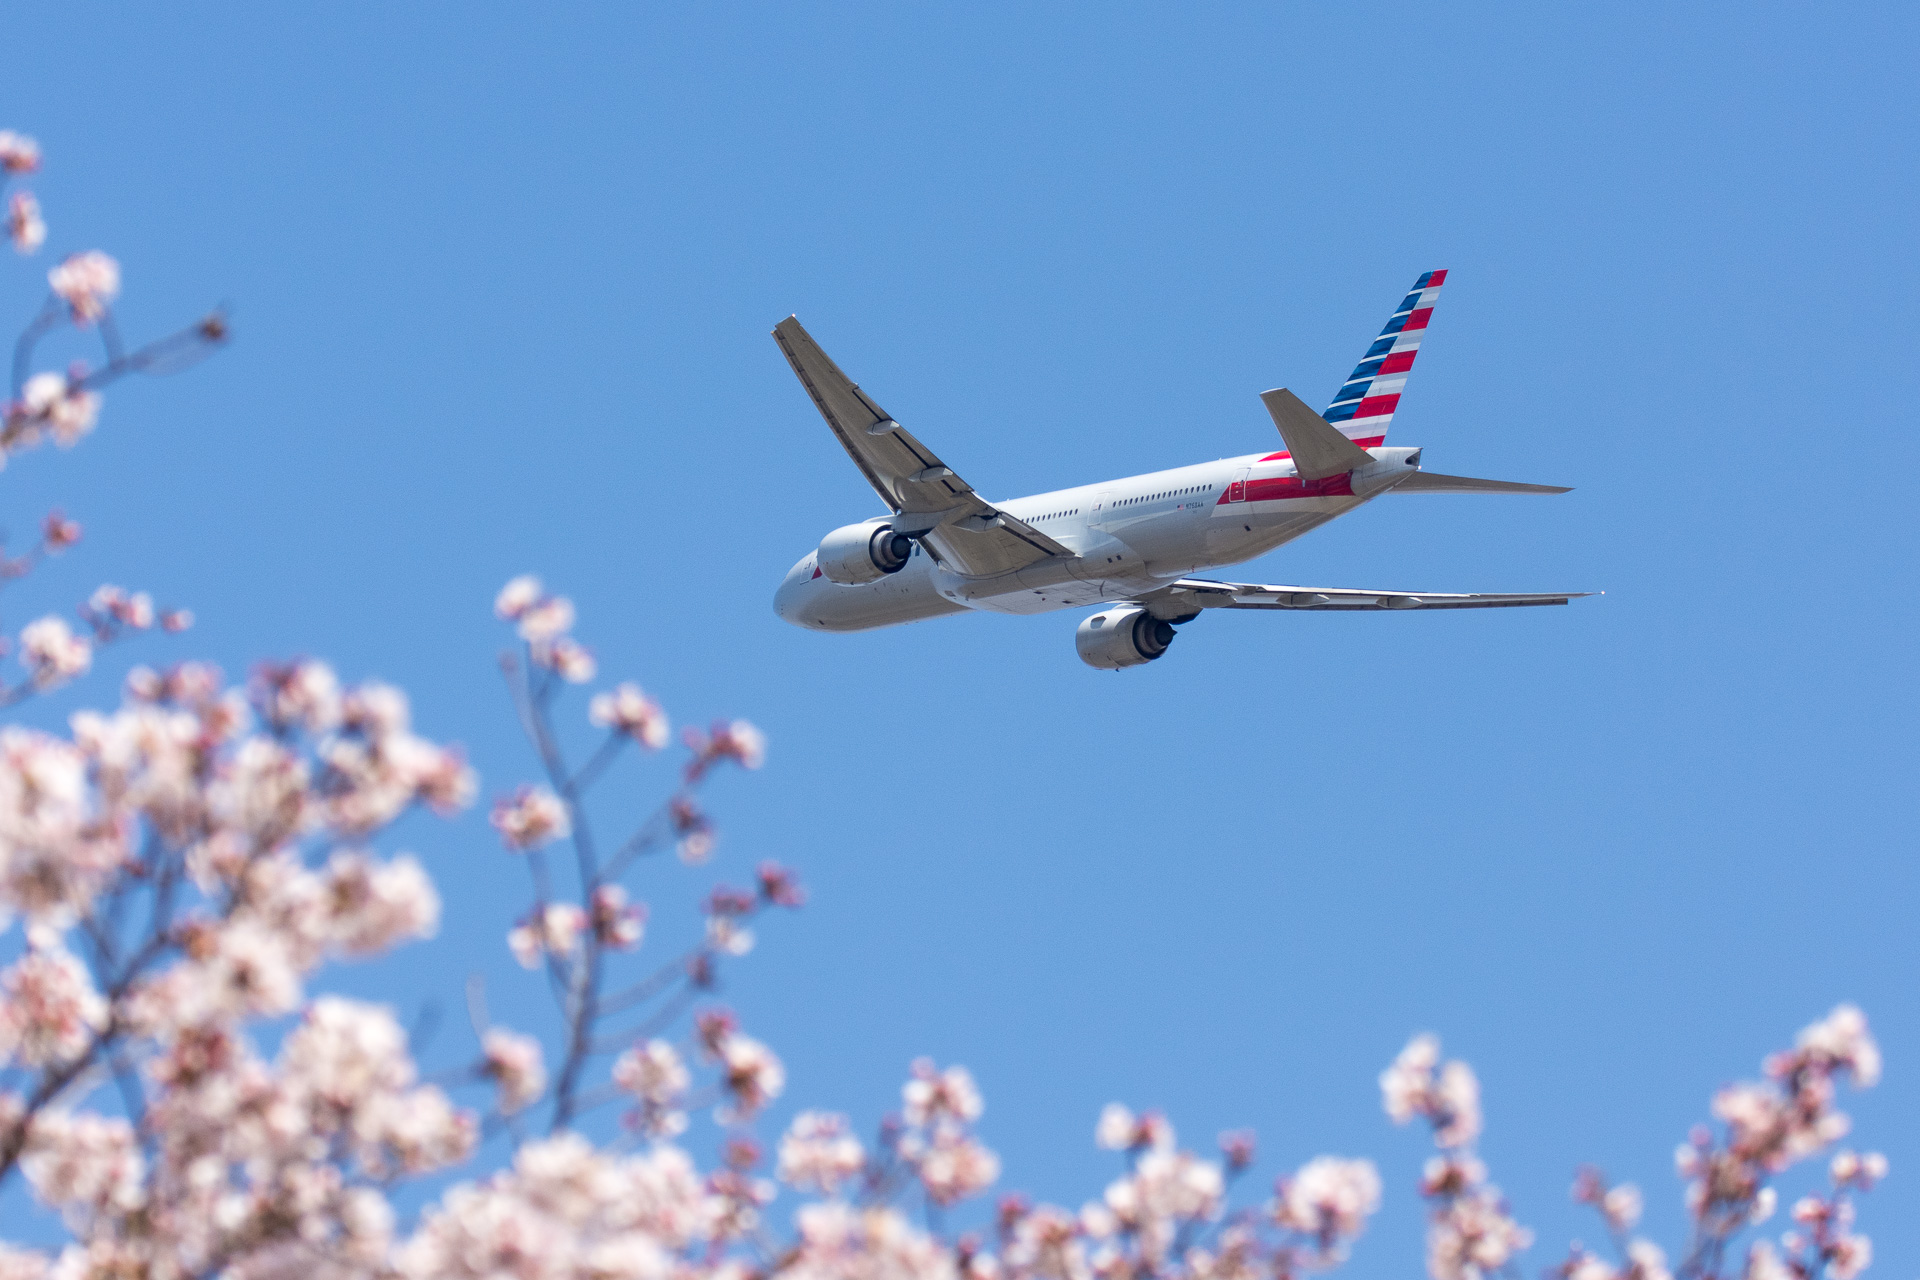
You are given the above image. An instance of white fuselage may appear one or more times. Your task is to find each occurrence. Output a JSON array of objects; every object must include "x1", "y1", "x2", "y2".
[{"x1": 775, "y1": 445, "x2": 1417, "y2": 632}]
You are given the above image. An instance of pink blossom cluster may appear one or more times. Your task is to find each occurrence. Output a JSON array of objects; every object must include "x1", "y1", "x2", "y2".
[
  {"x1": 1538, "y1": 1006, "x2": 1889, "y2": 1280},
  {"x1": 1083, "y1": 1110, "x2": 1229, "y2": 1268},
  {"x1": 0, "y1": 131, "x2": 42, "y2": 175},
  {"x1": 785, "y1": 1199, "x2": 953, "y2": 1280},
  {"x1": 1761, "y1": 1151, "x2": 1885, "y2": 1280},
  {"x1": 5, "y1": 192, "x2": 43, "y2": 256},
  {"x1": 895, "y1": 1059, "x2": 1000, "y2": 1206},
  {"x1": 395, "y1": 1134, "x2": 726, "y2": 1280},
  {"x1": 968, "y1": 1112, "x2": 1376, "y2": 1280},
  {"x1": 683, "y1": 718, "x2": 767, "y2": 779},
  {"x1": 0, "y1": 582, "x2": 186, "y2": 703},
  {"x1": 4, "y1": 368, "x2": 99, "y2": 459},
  {"x1": 46, "y1": 251, "x2": 119, "y2": 325},
  {"x1": 481, "y1": 1026, "x2": 548, "y2": 1115},
  {"x1": 40, "y1": 512, "x2": 79, "y2": 552},
  {"x1": 762, "y1": 1072, "x2": 1381, "y2": 1280},
  {"x1": 778, "y1": 1109, "x2": 867, "y2": 1196},
  {"x1": 613, "y1": 1036, "x2": 693, "y2": 1138},
  {"x1": 1556, "y1": 1170, "x2": 1674, "y2": 1280},
  {"x1": 0, "y1": 934, "x2": 105, "y2": 1064},
  {"x1": 589, "y1": 682, "x2": 669, "y2": 749},
  {"x1": 591, "y1": 881, "x2": 645, "y2": 948},
  {"x1": 491, "y1": 784, "x2": 570, "y2": 851},
  {"x1": 1380, "y1": 1032, "x2": 1482, "y2": 1148},
  {"x1": 0, "y1": 131, "x2": 44, "y2": 255},
  {"x1": 1381, "y1": 1034, "x2": 1533, "y2": 1280},
  {"x1": 496, "y1": 574, "x2": 595, "y2": 682},
  {"x1": 0, "y1": 128, "x2": 224, "y2": 485},
  {"x1": 80, "y1": 584, "x2": 156, "y2": 635},
  {"x1": 671, "y1": 794, "x2": 716, "y2": 865},
  {"x1": 1660, "y1": 1005, "x2": 1885, "y2": 1280},
  {"x1": 508, "y1": 900, "x2": 589, "y2": 968},
  {"x1": 16, "y1": 616, "x2": 90, "y2": 690},
  {"x1": 699, "y1": 1008, "x2": 788, "y2": 1124},
  {"x1": 0, "y1": 647, "x2": 489, "y2": 1274},
  {"x1": 694, "y1": 861, "x2": 803, "y2": 959}
]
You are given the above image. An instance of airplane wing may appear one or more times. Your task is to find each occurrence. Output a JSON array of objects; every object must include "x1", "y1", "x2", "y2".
[
  {"x1": 1135, "y1": 577, "x2": 1595, "y2": 615},
  {"x1": 773, "y1": 316, "x2": 1073, "y2": 577}
]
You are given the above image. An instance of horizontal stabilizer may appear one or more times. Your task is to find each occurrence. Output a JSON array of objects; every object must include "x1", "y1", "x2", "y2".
[
  {"x1": 1260, "y1": 387, "x2": 1374, "y2": 480},
  {"x1": 1391, "y1": 471, "x2": 1572, "y2": 495}
]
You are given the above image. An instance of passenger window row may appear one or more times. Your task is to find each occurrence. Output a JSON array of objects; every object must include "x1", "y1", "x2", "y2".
[{"x1": 1121, "y1": 485, "x2": 1209, "y2": 506}]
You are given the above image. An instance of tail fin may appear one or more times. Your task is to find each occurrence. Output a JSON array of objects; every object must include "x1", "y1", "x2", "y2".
[{"x1": 1323, "y1": 268, "x2": 1447, "y2": 446}]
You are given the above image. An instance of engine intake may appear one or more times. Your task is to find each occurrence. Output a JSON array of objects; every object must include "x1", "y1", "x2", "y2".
[
  {"x1": 816, "y1": 520, "x2": 914, "y2": 585},
  {"x1": 1075, "y1": 606, "x2": 1177, "y2": 669}
]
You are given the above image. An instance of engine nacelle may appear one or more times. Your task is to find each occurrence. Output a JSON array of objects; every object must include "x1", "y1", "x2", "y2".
[
  {"x1": 1075, "y1": 606, "x2": 1177, "y2": 670},
  {"x1": 816, "y1": 520, "x2": 914, "y2": 585}
]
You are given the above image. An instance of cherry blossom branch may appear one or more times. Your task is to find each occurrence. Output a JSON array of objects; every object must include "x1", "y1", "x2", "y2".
[
  {"x1": 498, "y1": 645, "x2": 604, "y2": 1129},
  {"x1": 0, "y1": 589, "x2": 186, "y2": 708},
  {"x1": 8, "y1": 297, "x2": 58, "y2": 395},
  {"x1": 568, "y1": 732, "x2": 624, "y2": 793},
  {"x1": 591, "y1": 980, "x2": 702, "y2": 1054},
  {"x1": 0, "y1": 920, "x2": 177, "y2": 1183},
  {"x1": 11, "y1": 296, "x2": 226, "y2": 403},
  {"x1": 0, "y1": 657, "x2": 476, "y2": 1208},
  {"x1": 594, "y1": 940, "x2": 709, "y2": 1017},
  {"x1": 490, "y1": 578, "x2": 784, "y2": 1143}
]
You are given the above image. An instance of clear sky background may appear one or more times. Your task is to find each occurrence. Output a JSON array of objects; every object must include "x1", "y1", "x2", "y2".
[{"x1": 3, "y1": 2, "x2": 1916, "y2": 1270}]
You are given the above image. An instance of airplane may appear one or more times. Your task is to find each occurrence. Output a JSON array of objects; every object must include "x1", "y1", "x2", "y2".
[{"x1": 772, "y1": 270, "x2": 1591, "y2": 669}]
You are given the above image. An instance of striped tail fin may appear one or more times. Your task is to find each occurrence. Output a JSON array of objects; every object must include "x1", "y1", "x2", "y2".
[{"x1": 1323, "y1": 269, "x2": 1447, "y2": 446}]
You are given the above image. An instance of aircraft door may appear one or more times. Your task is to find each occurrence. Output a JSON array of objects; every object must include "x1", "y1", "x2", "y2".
[
  {"x1": 1090, "y1": 490, "x2": 1113, "y2": 528},
  {"x1": 1227, "y1": 468, "x2": 1249, "y2": 503}
]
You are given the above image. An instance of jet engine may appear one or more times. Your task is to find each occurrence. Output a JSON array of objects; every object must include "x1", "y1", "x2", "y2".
[
  {"x1": 816, "y1": 521, "x2": 914, "y2": 585},
  {"x1": 1075, "y1": 606, "x2": 1177, "y2": 670}
]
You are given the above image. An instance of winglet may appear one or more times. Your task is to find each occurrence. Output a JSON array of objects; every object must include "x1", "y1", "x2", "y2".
[{"x1": 1260, "y1": 388, "x2": 1375, "y2": 479}]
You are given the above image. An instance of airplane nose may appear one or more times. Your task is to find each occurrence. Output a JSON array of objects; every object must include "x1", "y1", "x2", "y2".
[
  {"x1": 773, "y1": 566, "x2": 805, "y2": 623},
  {"x1": 775, "y1": 556, "x2": 830, "y2": 629}
]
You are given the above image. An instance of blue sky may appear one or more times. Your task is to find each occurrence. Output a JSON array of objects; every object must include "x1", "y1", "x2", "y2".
[{"x1": 4, "y1": 1, "x2": 1917, "y2": 1269}]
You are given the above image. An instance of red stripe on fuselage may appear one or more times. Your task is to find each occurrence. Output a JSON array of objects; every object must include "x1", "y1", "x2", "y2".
[{"x1": 1220, "y1": 473, "x2": 1355, "y2": 503}]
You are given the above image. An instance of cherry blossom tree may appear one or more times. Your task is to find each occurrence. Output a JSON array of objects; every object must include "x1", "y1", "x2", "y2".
[{"x1": 0, "y1": 130, "x2": 1890, "y2": 1280}]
